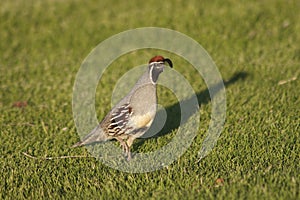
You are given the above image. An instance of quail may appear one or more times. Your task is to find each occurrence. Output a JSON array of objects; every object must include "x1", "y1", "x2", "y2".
[{"x1": 72, "y1": 55, "x2": 173, "y2": 160}]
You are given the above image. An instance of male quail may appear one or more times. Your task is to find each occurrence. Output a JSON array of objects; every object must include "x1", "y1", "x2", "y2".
[{"x1": 72, "y1": 55, "x2": 173, "y2": 160}]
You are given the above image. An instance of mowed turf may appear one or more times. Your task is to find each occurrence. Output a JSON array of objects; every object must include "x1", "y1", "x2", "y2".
[{"x1": 0, "y1": 0, "x2": 299, "y2": 199}]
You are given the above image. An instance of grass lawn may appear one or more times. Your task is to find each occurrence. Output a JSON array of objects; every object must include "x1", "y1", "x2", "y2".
[{"x1": 1, "y1": 0, "x2": 299, "y2": 199}]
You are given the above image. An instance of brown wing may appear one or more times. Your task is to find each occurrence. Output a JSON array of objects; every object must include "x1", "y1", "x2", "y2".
[{"x1": 102, "y1": 103, "x2": 133, "y2": 137}]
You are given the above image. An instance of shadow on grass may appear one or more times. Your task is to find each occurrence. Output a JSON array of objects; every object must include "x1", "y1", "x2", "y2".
[{"x1": 134, "y1": 71, "x2": 249, "y2": 148}]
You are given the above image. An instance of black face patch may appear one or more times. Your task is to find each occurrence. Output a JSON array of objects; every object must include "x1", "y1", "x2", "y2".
[{"x1": 150, "y1": 64, "x2": 164, "y2": 83}]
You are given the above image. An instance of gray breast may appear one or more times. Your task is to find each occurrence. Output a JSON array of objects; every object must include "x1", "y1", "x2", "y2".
[{"x1": 129, "y1": 84, "x2": 157, "y2": 115}]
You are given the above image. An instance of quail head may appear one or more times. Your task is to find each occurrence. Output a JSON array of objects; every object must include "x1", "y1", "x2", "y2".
[{"x1": 72, "y1": 55, "x2": 173, "y2": 160}]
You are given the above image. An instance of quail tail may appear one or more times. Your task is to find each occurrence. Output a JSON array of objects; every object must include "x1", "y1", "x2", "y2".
[{"x1": 72, "y1": 126, "x2": 107, "y2": 148}]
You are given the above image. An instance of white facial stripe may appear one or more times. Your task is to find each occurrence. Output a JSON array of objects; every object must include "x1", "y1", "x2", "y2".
[
  {"x1": 149, "y1": 65, "x2": 155, "y2": 84},
  {"x1": 149, "y1": 61, "x2": 164, "y2": 66}
]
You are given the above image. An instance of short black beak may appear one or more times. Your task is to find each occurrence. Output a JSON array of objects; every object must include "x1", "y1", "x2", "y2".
[{"x1": 163, "y1": 58, "x2": 173, "y2": 68}]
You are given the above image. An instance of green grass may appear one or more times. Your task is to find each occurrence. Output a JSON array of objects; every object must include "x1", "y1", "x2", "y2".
[{"x1": 1, "y1": 0, "x2": 299, "y2": 199}]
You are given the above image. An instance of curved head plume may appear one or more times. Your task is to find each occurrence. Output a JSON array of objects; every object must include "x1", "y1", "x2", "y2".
[{"x1": 149, "y1": 55, "x2": 173, "y2": 68}]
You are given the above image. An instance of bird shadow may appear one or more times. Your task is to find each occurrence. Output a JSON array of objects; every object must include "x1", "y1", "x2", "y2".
[{"x1": 133, "y1": 71, "x2": 249, "y2": 149}]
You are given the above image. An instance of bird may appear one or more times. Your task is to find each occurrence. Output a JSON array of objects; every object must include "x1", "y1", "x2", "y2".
[{"x1": 72, "y1": 55, "x2": 173, "y2": 160}]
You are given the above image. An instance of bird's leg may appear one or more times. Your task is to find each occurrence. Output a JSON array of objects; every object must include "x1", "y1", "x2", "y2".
[
  {"x1": 116, "y1": 137, "x2": 130, "y2": 160},
  {"x1": 126, "y1": 151, "x2": 131, "y2": 161},
  {"x1": 125, "y1": 137, "x2": 136, "y2": 161},
  {"x1": 126, "y1": 136, "x2": 135, "y2": 149},
  {"x1": 116, "y1": 137, "x2": 127, "y2": 152},
  {"x1": 121, "y1": 142, "x2": 127, "y2": 153}
]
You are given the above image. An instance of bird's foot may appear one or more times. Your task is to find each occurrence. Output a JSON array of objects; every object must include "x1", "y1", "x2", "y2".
[
  {"x1": 116, "y1": 138, "x2": 131, "y2": 161},
  {"x1": 126, "y1": 151, "x2": 132, "y2": 161}
]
